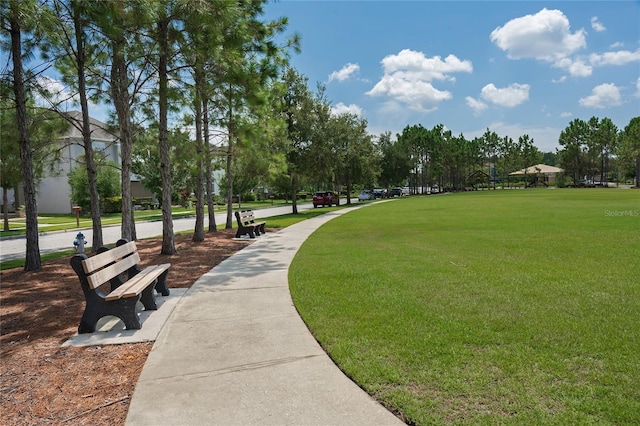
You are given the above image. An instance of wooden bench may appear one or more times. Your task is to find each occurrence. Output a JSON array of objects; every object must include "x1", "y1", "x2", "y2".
[
  {"x1": 234, "y1": 209, "x2": 266, "y2": 239},
  {"x1": 70, "y1": 238, "x2": 171, "y2": 334}
]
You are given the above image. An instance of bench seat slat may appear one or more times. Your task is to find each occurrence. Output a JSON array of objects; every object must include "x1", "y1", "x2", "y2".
[
  {"x1": 122, "y1": 264, "x2": 170, "y2": 298},
  {"x1": 241, "y1": 221, "x2": 265, "y2": 226},
  {"x1": 104, "y1": 263, "x2": 171, "y2": 301}
]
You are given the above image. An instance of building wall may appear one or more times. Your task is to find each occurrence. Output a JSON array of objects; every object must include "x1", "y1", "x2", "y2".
[
  {"x1": 4, "y1": 113, "x2": 225, "y2": 214},
  {"x1": 38, "y1": 176, "x2": 75, "y2": 214},
  {"x1": 131, "y1": 181, "x2": 153, "y2": 199},
  {"x1": 34, "y1": 113, "x2": 120, "y2": 214}
]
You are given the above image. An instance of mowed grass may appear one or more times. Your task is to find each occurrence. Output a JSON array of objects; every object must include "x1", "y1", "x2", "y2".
[{"x1": 289, "y1": 189, "x2": 640, "y2": 425}]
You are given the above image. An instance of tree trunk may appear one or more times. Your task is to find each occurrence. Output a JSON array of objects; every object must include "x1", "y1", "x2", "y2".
[
  {"x1": 10, "y1": 3, "x2": 41, "y2": 271},
  {"x1": 158, "y1": 15, "x2": 176, "y2": 254},
  {"x1": 225, "y1": 88, "x2": 234, "y2": 229},
  {"x1": 291, "y1": 173, "x2": 298, "y2": 215},
  {"x1": 345, "y1": 169, "x2": 352, "y2": 204},
  {"x1": 635, "y1": 156, "x2": 640, "y2": 188},
  {"x1": 73, "y1": 2, "x2": 103, "y2": 250},
  {"x1": 203, "y1": 98, "x2": 216, "y2": 232},
  {"x1": 12, "y1": 184, "x2": 20, "y2": 211},
  {"x1": 225, "y1": 137, "x2": 234, "y2": 229},
  {"x1": 192, "y1": 76, "x2": 205, "y2": 242},
  {"x1": 110, "y1": 32, "x2": 136, "y2": 241},
  {"x1": 3, "y1": 186, "x2": 9, "y2": 231}
]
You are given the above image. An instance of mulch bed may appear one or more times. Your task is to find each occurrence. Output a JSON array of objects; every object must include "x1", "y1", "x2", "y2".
[{"x1": 0, "y1": 229, "x2": 253, "y2": 425}]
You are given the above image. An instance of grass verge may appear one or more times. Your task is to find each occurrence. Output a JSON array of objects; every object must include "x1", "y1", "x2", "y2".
[
  {"x1": 0, "y1": 203, "x2": 349, "y2": 270},
  {"x1": 0, "y1": 200, "x2": 295, "y2": 237},
  {"x1": 289, "y1": 189, "x2": 640, "y2": 425}
]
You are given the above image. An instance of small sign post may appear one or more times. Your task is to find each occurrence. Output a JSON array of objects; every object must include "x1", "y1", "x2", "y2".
[{"x1": 72, "y1": 206, "x2": 82, "y2": 227}]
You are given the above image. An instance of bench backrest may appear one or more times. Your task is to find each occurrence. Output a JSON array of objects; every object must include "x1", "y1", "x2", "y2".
[
  {"x1": 81, "y1": 241, "x2": 141, "y2": 289},
  {"x1": 237, "y1": 210, "x2": 256, "y2": 224}
]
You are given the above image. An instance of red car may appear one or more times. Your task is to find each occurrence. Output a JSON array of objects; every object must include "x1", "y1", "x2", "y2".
[{"x1": 312, "y1": 191, "x2": 339, "y2": 207}]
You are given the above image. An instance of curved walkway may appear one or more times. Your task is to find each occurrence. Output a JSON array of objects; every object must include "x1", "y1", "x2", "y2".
[{"x1": 126, "y1": 207, "x2": 403, "y2": 425}]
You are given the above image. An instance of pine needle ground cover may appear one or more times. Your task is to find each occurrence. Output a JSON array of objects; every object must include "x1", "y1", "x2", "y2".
[{"x1": 289, "y1": 189, "x2": 639, "y2": 425}]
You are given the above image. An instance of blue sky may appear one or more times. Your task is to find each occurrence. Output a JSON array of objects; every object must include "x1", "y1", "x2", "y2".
[{"x1": 264, "y1": 1, "x2": 640, "y2": 152}]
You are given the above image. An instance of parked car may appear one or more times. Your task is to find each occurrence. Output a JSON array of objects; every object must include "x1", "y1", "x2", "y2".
[
  {"x1": 312, "y1": 191, "x2": 339, "y2": 207},
  {"x1": 372, "y1": 188, "x2": 385, "y2": 199},
  {"x1": 358, "y1": 190, "x2": 374, "y2": 201},
  {"x1": 389, "y1": 187, "x2": 402, "y2": 197}
]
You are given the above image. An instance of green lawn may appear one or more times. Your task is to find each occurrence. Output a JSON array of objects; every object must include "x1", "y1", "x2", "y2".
[{"x1": 289, "y1": 189, "x2": 640, "y2": 425}]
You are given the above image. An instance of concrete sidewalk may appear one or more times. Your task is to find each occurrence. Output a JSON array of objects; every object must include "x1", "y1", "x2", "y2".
[{"x1": 125, "y1": 208, "x2": 403, "y2": 425}]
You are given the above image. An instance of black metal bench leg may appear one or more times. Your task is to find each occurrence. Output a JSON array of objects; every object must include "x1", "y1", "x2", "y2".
[
  {"x1": 139, "y1": 283, "x2": 158, "y2": 311},
  {"x1": 78, "y1": 286, "x2": 107, "y2": 333},
  {"x1": 78, "y1": 304, "x2": 101, "y2": 334},
  {"x1": 78, "y1": 293, "x2": 142, "y2": 333},
  {"x1": 116, "y1": 297, "x2": 143, "y2": 330},
  {"x1": 155, "y1": 269, "x2": 170, "y2": 296}
]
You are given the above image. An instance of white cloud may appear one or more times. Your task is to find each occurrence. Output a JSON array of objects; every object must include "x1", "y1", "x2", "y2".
[
  {"x1": 379, "y1": 49, "x2": 473, "y2": 81},
  {"x1": 479, "y1": 83, "x2": 530, "y2": 107},
  {"x1": 368, "y1": 75, "x2": 451, "y2": 112},
  {"x1": 331, "y1": 102, "x2": 363, "y2": 116},
  {"x1": 38, "y1": 76, "x2": 66, "y2": 94},
  {"x1": 328, "y1": 63, "x2": 360, "y2": 83},
  {"x1": 490, "y1": 9, "x2": 586, "y2": 61},
  {"x1": 635, "y1": 78, "x2": 640, "y2": 97},
  {"x1": 492, "y1": 9, "x2": 637, "y2": 80},
  {"x1": 591, "y1": 16, "x2": 606, "y2": 32},
  {"x1": 466, "y1": 96, "x2": 488, "y2": 113},
  {"x1": 609, "y1": 41, "x2": 624, "y2": 49},
  {"x1": 589, "y1": 49, "x2": 640, "y2": 67},
  {"x1": 35, "y1": 75, "x2": 110, "y2": 121},
  {"x1": 554, "y1": 57, "x2": 593, "y2": 77},
  {"x1": 579, "y1": 83, "x2": 622, "y2": 108},
  {"x1": 367, "y1": 49, "x2": 472, "y2": 112},
  {"x1": 560, "y1": 112, "x2": 573, "y2": 118},
  {"x1": 36, "y1": 76, "x2": 79, "y2": 108}
]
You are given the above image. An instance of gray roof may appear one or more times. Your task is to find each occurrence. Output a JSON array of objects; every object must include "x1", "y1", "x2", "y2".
[{"x1": 62, "y1": 111, "x2": 117, "y2": 142}]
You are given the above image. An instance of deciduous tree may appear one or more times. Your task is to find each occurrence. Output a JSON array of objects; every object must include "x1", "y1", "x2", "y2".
[
  {"x1": 281, "y1": 68, "x2": 326, "y2": 214},
  {"x1": 618, "y1": 116, "x2": 640, "y2": 187},
  {"x1": 559, "y1": 118, "x2": 589, "y2": 185}
]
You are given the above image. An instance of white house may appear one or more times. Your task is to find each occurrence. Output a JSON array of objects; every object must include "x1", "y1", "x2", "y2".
[
  {"x1": 6, "y1": 111, "x2": 224, "y2": 214},
  {"x1": 6, "y1": 112, "x2": 119, "y2": 214},
  {"x1": 41, "y1": 112, "x2": 120, "y2": 213}
]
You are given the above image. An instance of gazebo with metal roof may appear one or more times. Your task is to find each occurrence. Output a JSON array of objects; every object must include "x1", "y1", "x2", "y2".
[{"x1": 509, "y1": 164, "x2": 564, "y2": 187}]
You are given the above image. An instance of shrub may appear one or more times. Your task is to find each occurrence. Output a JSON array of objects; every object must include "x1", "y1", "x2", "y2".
[
  {"x1": 68, "y1": 160, "x2": 121, "y2": 212},
  {"x1": 242, "y1": 192, "x2": 256, "y2": 202},
  {"x1": 102, "y1": 196, "x2": 122, "y2": 213}
]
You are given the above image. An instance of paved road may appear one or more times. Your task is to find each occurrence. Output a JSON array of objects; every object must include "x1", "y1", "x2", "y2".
[{"x1": 0, "y1": 202, "x2": 337, "y2": 262}]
